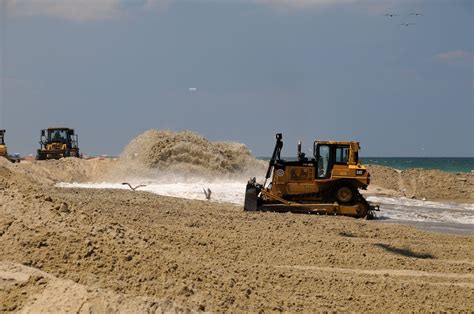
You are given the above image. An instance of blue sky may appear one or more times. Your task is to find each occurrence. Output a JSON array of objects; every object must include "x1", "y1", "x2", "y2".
[{"x1": 0, "y1": 0, "x2": 472, "y2": 157}]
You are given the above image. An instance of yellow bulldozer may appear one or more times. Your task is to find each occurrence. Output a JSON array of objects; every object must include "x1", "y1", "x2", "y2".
[
  {"x1": 36, "y1": 127, "x2": 81, "y2": 160},
  {"x1": 0, "y1": 129, "x2": 20, "y2": 163},
  {"x1": 244, "y1": 133, "x2": 378, "y2": 218}
]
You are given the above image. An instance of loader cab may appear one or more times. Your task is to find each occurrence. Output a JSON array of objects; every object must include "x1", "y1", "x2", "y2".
[
  {"x1": 314, "y1": 141, "x2": 359, "y2": 179},
  {"x1": 41, "y1": 128, "x2": 78, "y2": 149},
  {"x1": 0, "y1": 130, "x2": 5, "y2": 145}
]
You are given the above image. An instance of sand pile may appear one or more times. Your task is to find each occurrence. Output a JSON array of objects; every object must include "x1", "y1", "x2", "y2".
[
  {"x1": 115, "y1": 129, "x2": 265, "y2": 181},
  {"x1": 367, "y1": 165, "x2": 473, "y2": 202},
  {"x1": 0, "y1": 157, "x2": 115, "y2": 186},
  {"x1": 0, "y1": 156, "x2": 13, "y2": 168},
  {"x1": 0, "y1": 262, "x2": 188, "y2": 313},
  {"x1": 0, "y1": 157, "x2": 43, "y2": 191}
]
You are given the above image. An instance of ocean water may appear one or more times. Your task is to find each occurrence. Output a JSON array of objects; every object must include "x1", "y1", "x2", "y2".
[
  {"x1": 258, "y1": 157, "x2": 474, "y2": 173},
  {"x1": 360, "y1": 157, "x2": 474, "y2": 173},
  {"x1": 57, "y1": 180, "x2": 474, "y2": 234}
]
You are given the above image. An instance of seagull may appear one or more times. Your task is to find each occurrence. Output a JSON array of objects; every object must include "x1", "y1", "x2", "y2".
[
  {"x1": 203, "y1": 187, "x2": 212, "y2": 200},
  {"x1": 189, "y1": 87, "x2": 197, "y2": 92},
  {"x1": 400, "y1": 23, "x2": 416, "y2": 26},
  {"x1": 122, "y1": 183, "x2": 147, "y2": 191},
  {"x1": 384, "y1": 13, "x2": 398, "y2": 17},
  {"x1": 409, "y1": 12, "x2": 423, "y2": 16}
]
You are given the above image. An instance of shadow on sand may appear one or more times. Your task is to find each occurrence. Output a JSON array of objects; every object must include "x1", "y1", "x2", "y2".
[{"x1": 374, "y1": 243, "x2": 434, "y2": 259}]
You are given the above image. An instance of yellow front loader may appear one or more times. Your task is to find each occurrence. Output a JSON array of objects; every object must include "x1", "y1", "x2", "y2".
[
  {"x1": 0, "y1": 130, "x2": 20, "y2": 163},
  {"x1": 36, "y1": 128, "x2": 81, "y2": 160}
]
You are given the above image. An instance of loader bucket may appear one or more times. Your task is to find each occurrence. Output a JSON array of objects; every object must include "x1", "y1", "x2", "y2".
[{"x1": 244, "y1": 180, "x2": 259, "y2": 211}]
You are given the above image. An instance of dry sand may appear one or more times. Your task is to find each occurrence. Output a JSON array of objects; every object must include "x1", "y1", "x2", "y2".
[
  {"x1": 1, "y1": 130, "x2": 473, "y2": 312},
  {"x1": 0, "y1": 262, "x2": 187, "y2": 313},
  {"x1": 366, "y1": 164, "x2": 473, "y2": 203}
]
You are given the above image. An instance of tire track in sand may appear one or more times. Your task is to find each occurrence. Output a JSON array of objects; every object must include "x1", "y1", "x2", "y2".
[{"x1": 275, "y1": 265, "x2": 474, "y2": 288}]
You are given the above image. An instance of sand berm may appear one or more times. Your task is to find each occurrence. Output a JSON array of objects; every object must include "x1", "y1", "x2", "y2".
[{"x1": 0, "y1": 129, "x2": 473, "y2": 312}]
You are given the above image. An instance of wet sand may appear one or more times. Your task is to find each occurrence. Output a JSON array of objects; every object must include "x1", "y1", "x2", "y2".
[{"x1": 379, "y1": 219, "x2": 474, "y2": 235}]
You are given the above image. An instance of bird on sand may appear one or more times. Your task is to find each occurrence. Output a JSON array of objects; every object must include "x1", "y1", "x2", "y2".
[
  {"x1": 409, "y1": 12, "x2": 423, "y2": 16},
  {"x1": 122, "y1": 183, "x2": 147, "y2": 191},
  {"x1": 384, "y1": 13, "x2": 398, "y2": 17},
  {"x1": 400, "y1": 23, "x2": 416, "y2": 27},
  {"x1": 203, "y1": 188, "x2": 212, "y2": 200}
]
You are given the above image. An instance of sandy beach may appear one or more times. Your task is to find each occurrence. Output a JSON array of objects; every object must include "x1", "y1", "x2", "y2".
[
  {"x1": 1, "y1": 131, "x2": 473, "y2": 312},
  {"x1": 2, "y1": 0, "x2": 472, "y2": 311}
]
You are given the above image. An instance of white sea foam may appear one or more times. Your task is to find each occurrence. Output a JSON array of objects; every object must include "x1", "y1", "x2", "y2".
[
  {"x1": 56, "y1": 181, "x2": 246, "y2": 205},
  {"x1": 57, "y1": 182, "x2": 474, "y2": 226},
  {"x1": 366, "y1": 196, "x2": 474, "y2": 225}
]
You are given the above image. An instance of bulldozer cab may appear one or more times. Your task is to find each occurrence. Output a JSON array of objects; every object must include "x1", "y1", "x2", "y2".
[
  {"x1": 314, "y1": 141, "x2": 360, "y2": 179},
  {"x1": 0, "y1": 130, "x2": 5, "y2": 145}
]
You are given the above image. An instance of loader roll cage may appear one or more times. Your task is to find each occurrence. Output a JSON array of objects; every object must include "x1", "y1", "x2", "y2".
[{"x1": 39, "y1": 128, "x2": 79, "y2": 149}]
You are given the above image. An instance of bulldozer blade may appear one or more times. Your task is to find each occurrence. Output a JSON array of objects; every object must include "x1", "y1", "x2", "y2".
[{"x1": 244, "y1": 184, "x2": 259, "y2": 211}]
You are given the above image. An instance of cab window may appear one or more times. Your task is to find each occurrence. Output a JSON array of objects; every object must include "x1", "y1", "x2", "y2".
[
  {"x1": 317, "y1": 145, "x2": 330, "y2": 178},
  {"x1": 49, "y1": 130, "x2": 67, "y2": 142},
  {"x1": 335, "y1": 146, "x2": 349, "y2": 164}
]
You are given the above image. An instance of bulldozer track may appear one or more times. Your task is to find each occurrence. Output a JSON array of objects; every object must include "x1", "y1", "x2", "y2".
[{"x1": 275, "y1": 265, "x2": 474, "y2": 288}]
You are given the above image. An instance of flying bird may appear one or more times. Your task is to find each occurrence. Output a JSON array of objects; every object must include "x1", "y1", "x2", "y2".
[
  {"x1": 203, "y1": 188, "x2": 212, "y2": 200},
  {"x1": 189, "y1": 87, "x2": 197, "y2": 92},
  {"x1": 400, "y1": 23, "x2": 416, "y2": 27},
  {"x1": 409, "y1": 12, "x2": 423, "y2": 16},
  {"x1": 384, "y1": 13, "x2": 398, "y2": 17},
  {"x1": 122, "y1": 183, "x2": 147, "y2": 191}
]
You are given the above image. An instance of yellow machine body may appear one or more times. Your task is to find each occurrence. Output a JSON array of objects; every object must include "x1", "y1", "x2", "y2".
[
  {"x1": 244, "y1": 134, "x2": 378, "y2": 218},
  {"x1": 0, "y1": 144, "x2": 7, "y2": 158},
  {"x1": 0, "y1": 129, "x2": 6, "y2": 158},
  {"x1": 0, "y1": 129, "x2": 20, "y2": 163},
  {"x1": 36, "y1": 127, "x2": 81, "y2": 160}
]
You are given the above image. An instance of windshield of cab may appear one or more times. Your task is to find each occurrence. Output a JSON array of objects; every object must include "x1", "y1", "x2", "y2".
[{"x1": 49, "y1": 130, "x2": 68, "y2": 142}]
